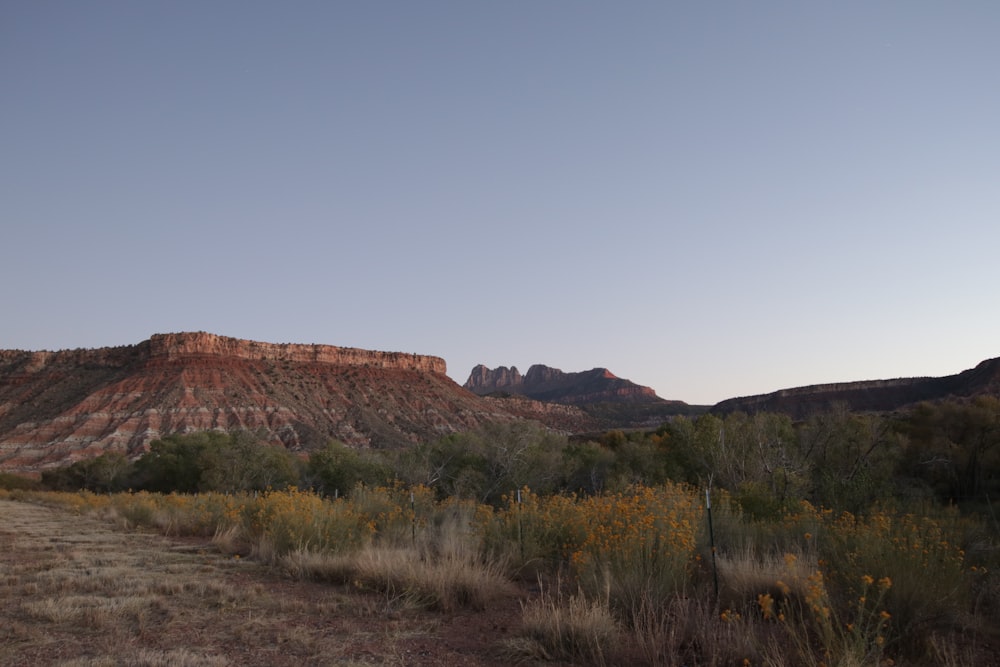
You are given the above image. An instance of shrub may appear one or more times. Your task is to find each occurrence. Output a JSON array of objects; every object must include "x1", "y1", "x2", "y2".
[
  {"x1": 240, "y1": 488, "x2": 374, "y2": 561},
  {"x1": 817, "y1": 507, "x2": 968, "y2": 654},
  {"x1": 479, "y1": 489, "x2": 590, "y2": 575},
  {"x1": 569, "y1": 485, "x2": 703, "y2": 614},
  {"x1": 771, "y1": 563, "x2": 894, "y2": 666},
  {"x1": 482, "y1": 484, "x2": 703, "y2": 615},
  {"x1": 0, "y1": 472, "x2": 43, "y2": 491}
]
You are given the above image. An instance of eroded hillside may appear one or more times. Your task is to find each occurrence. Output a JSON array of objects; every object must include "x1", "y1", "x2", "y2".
[{"x1": 0, "y1": 333, "x2": 595, "y2": 474}]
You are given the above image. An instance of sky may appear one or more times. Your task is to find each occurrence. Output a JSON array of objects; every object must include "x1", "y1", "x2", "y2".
[{"x1": 2, "y1": 2, "x2": 999, "y2": 405}]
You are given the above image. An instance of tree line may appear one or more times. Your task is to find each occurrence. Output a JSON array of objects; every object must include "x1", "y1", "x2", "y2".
[{"x1": 37, "y1": 396, "x2": 1000, "y2": 517}]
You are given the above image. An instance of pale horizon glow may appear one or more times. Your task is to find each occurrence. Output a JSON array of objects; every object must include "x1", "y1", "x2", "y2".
[{"x1": 2, "y1": 2, "x2": 998, "y2": 405}]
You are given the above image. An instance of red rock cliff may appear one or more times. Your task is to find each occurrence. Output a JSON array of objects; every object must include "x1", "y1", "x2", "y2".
[
  {"x1": 0, "y1": 333, "x2": 485, "y2": 474},
  {"x1": 0, "y1": 332, "x2": 446, "y2": 375},
  {"x1": 141, "y1": 332, "x2": 447, "y2": 373}
]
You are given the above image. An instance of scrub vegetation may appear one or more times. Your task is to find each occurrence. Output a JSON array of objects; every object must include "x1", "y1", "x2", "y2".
[{"x1": 5, "y1": 397, "x2": 1000, "y2": 666}]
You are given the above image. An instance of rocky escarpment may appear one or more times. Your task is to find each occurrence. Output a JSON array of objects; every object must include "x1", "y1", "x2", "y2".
[
  {"x1": 464, "y1": 363, "x2": 698, "y2": 428},
  {"x1": 464, "y1": 365, "x2": 523, "y2": 393},
  {"x1": 712, "y1": 357, "x2": 1000, "y2": 419},
  {"x1": 465, "y1": 363, "x2": 662, "y2": 404},
  {"x1": 140, "y1": 333, "x2": 447, "y2": 372},
  {"x1": 0, "y1": 333, "x2": 529, "y2": 474}
]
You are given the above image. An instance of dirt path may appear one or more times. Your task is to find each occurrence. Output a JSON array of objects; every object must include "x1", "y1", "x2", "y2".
[{"x1": 0, "y1": 500, "x2": 525, "y2": 667}]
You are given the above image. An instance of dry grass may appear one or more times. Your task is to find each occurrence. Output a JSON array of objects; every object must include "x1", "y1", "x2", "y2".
[
  {"x1": 514, "y1": 581, "x2": 619, "y2": 666},
  {"x1": 716, "y1": 545, "x2": 817, "y2": 609},
  {"x1": 59, "y1": 648, "x2": 231, "y2": 666},
  {"x1": 0, "y1": 499, "x2": 516, "y2": 666},
  {"x1": 514, "y1": 584, "x2": 770, "y2": 667},
  {"x1": 281, "y1": 506, "x2": 513, "y2": 613}
]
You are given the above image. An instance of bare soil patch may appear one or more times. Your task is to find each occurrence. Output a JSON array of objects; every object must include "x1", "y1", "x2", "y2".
[{"x1": 0, "y1": 500, "x2": 528, "y2": 666}]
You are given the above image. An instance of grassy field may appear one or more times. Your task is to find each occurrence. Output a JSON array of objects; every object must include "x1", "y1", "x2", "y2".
[{"x1": 0, "y1": 498, "x2": 524, "y2": 667}]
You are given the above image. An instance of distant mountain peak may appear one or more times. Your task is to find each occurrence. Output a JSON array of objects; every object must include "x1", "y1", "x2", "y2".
[
  {"x1": 466, "y1": 364, "x2": 522, "y2": 391},
  {"x1": 465, "y1": 363, "x2": 659, "y2": 405}
]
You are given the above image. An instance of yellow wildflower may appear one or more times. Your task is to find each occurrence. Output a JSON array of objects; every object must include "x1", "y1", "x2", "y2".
[{"x1": 757, "y1": 593, "x2": 775, "y2": 620}]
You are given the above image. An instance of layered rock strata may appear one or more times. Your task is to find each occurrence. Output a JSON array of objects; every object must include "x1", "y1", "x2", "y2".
[{"x1": 0, "y1": 333, "x2": 511, "y2": 474}]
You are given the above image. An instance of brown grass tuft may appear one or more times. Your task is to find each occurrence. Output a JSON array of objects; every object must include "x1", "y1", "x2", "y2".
[{"x1": 517, "y1": 581, "x2": 619, "y2": 666}]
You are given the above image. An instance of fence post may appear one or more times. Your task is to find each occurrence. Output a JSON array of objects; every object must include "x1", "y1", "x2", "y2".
[
  {"x1": 517, "y1": 488, "x2": 524, "y2": 565},
  {"x1": 706, "y1": 487, "x2": 719, "y2": 602}
]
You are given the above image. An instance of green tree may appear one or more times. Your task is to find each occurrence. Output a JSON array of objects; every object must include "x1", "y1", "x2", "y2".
[
  {"x1": 663, "y1": 413, "x2": 728, "y2": 487},
  {"x1": 395, "y1": 422, "x2": 566, "y2": 503},
  {"x1": 133, "y1": 432, "x2": 217, "y2": 492},
  {"x1": 663, "y1": 412, "x2": 805, "y2": 517},
  {"x1": 800, "y1": 405, "x2": 900, "y2": 513},
  {"x1": 561, "y1": 439, "x2": 617, "y2": 494},
  {"x1": 133, "y1": 431, "x2": 297, "y2": 493},
  {"x1": 896, "y1": 397, "x2": 1000, "y2": 510},
  {"x1": 198, "y1": 430, "x2": 298, "y2": 492},
  {"x1": 305, "y1": 440, "x2": 391, "y2": 497},
  {"x1": 722, "y1": 412, "x2": 806, "y2": 517},
  {"x1": 41, "y1": 451, "x2": 134, "y2": 492}
]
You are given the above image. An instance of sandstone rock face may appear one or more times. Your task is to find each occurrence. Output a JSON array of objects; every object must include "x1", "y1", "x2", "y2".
[
  {"x1": 465, "y1": 365, "x2": 523, "y2": 393},
  {"x1": 142, "y1": 333, "x2": 447, "y2": 373},
  {"x1": 463, "y1": 362, "x2": 698, "y2": 428},
  {"x1": 0, "y1": 333, "x2": 529, "y2": 474},
  {"x1": 464, "y1": 363, "x2": 662, "y2": 405}
]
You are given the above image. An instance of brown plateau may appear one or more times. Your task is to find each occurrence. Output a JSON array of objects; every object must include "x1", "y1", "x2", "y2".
[{"x1": 0, "y1": 332, "x2": 599, "y2": 474}]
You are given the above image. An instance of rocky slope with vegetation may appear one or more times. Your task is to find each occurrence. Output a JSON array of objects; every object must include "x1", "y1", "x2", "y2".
[
  {"x1": 4, "y1": 331, "x2": 1000, "y2": 478},
  {"x1": 0, "y1": 333, "x2": 597, "y2": 474}
]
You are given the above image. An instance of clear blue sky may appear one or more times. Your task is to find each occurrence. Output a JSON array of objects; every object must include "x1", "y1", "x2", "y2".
[{"x1": 3, "y1": 2, "x2": 998, "y2": 405}]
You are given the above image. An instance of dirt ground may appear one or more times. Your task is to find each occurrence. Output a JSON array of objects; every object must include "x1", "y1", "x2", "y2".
[{"x1": 0, "y1": 499, "x2": 534, "y2": 667}]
